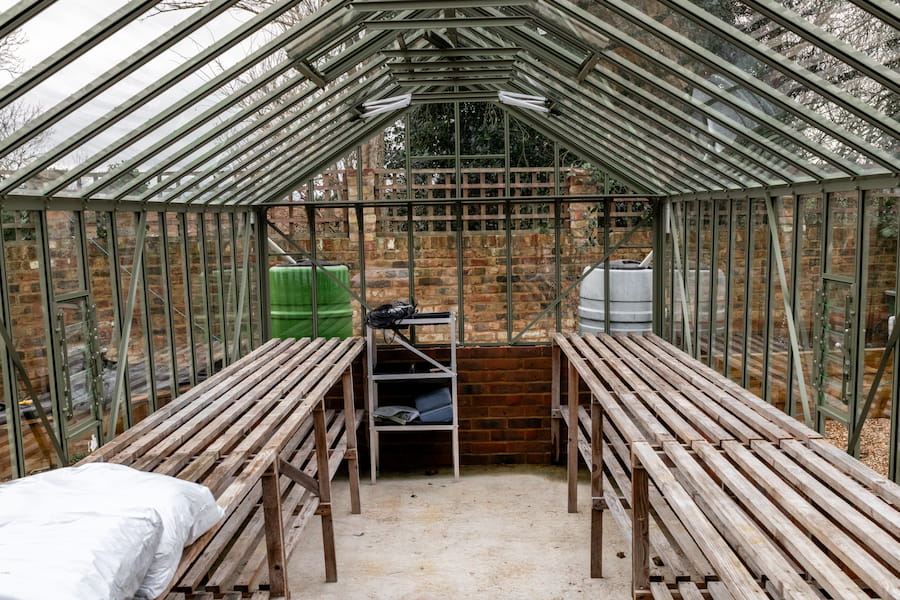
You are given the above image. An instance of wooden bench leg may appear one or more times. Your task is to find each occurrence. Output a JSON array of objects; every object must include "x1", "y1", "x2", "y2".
[
  {"x1": 631, "y1": 454, "x2": 650, "y2": 599},
  {"x1": 261, "y1": 459, "x2": 290, "y2": 599},
  {"x1": 314, "y1": 403, "x2": 338, "y2": 583},
  {"x1": 567, "y1": 361, "x2": 579, "y2": 513},
  {"x1": 590, "y1": 399, "x2": 603, "y2": 578},
  {"x1": 343, "y1": 370, "x2": 361, "y2": 515}
]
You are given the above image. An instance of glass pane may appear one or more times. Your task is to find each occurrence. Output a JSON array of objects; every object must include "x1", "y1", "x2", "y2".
[{"x1": 825, "y1": 191, "x2": 858, "y2": 277}]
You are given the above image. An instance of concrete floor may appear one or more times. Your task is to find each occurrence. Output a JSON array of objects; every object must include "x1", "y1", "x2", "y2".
[{"x1": 290, "y1": 465, "x2": 631, "y2": 599}]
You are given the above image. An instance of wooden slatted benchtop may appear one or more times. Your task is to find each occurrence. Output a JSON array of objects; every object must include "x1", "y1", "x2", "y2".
[
  {"x1": 552, "y1": 332, "x2": 900, "y2": 600},
  {"x1": 80, "y1": 336, "x2": 366, "y2": 600}
]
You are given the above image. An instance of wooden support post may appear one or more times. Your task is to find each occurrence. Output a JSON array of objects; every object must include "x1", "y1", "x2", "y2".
[
  {"x1": 343, "y1": 370, "x2": 361, "y2": 514},
  {"x1": 552, "y1": 343, "x2": 561, "y2": 463},
  {"x1": 568, "y1": 361, "x2": 579, "y2": 513},
  {"x1": 314, "y1": 402, "x2": 338, "y2": 582},
  {"x1": 631, "y1": 454, "x2": 650, "y2": 599},
  {"x1": 590, "y1": 398, "x2": 604, "y2": 578},
  {"x1": 261, "y1": 459, "x2": 290, "y2": 599}
]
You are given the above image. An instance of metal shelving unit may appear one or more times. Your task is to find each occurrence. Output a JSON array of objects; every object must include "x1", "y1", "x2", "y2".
[{"x1": 366, "y1": 312, "x2": 459, "y2": 482}]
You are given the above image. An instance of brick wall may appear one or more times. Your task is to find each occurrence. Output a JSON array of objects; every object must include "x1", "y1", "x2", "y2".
[{"x1": 368, "y1": 345, "x2": 554, "y2": 470}]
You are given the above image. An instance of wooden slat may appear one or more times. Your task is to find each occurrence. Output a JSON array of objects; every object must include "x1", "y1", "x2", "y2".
[{"x1": 728, "y1": 441, "x2": 900, "y2": 599}]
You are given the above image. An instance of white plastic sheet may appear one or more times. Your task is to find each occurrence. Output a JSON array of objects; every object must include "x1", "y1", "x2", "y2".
[{"x1": 0, "y1": 463, "x2": 224, "y2": 600}]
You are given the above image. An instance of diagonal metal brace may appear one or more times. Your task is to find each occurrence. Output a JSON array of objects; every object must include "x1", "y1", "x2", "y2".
[{"x1": 0, "y1": 319, "x2": 66, "y2": 465}]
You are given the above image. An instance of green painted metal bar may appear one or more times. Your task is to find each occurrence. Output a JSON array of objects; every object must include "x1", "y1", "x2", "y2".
[
  {"x1": 394, "y1": 68, "x2": 514, "y2": 79},
  {"x1": 382, "y1": 47, "x2": 520, "y2": 57},
  {"x1": 740, "y1": 199, "x2": 755, "y2": 388},
  {"x1": 231, "y1": 213, "x2": 253, "y2": 362},
  {"x1": 196, "y1": 214, "x2": 215, "y2": 376},
  {"x1": 142, "y1": 62, "x2": 390, "y2": 204},
  {"x1": 397, "y1": 76, "x2": 511, "y2": 85},
  {"x1": 693, "y1": 200, "x2": 703, "y2": 358},
  {"x1": 227, "y1": 213, "x2": 242, "y2": 361},
  {"x1": 365, "y1": 17, "x2": 529, "y2": 29},
  {"x1": 0, "y1": 208, "x2": 25, "y2": 477},
  {"x1": 707, "y1": 200, "x2": 719, "y2": 366},
  {"x1": 761, "y1": 199, "x2": 774, "y2": 403},
  {"x1": 390, "y1": 59, "x2": 516, "y2": 69},
  {"x1": 891, "y1": 198, "x2": 900, "y2": 482},
  {"x1": 252, "y1": 208, "x2": 270, "y2": 345},
  {"x1": 0, "y1": 0, "x2": 243, "y2": 182},
  {"x1": 106, "y1": 211, "x2": 148, "y2": 442},
  {"x1": 669, "y1": 202, "x2": 693, "y2": 356},
  {"x1": 721, "y1": 199, "x2": 735, "y2": 376},
  {"x1": 242, "y1": 106, "x2": 409, "y2": 206},
  {"x1": 652, "y1": 200, "x2": 666, "y2": 336},
  {"x1": 657, "y1": 0, "x2": 900, "y2": 131},
  {"x1": 603, "y1": 199, "x2": 611, "y2": 334},
  {"x1": 506, "y1": 61, "x2": 742, "y2": 190},
  {"x1": 176, "y1": 213, "x2": 198, "y2": 388},
  {"x1": 591, "y1": 0, "x2": 897, "y2": 172},
  {"x1": 786, "y1": 194, "x2": 803, "y2": 418},
  {"x1": 502, "y1": 105, "x2": 664, "y2": 194},
  {"x1": 511, "y1": 212, "x2": 652, "y2": 344},
  {"x1": 0, "y1": 0, "x2": 55, "y2": 39},
  {"x1": 213, "y1": 213, "x2": 228, "y2": 364},
  {"x1": 173, "y1": 68, "x2": 401, "y2": 205},
  {"x1": 138, "y1": 214, "x2": 158, "y2": 413},
  {"x1": 505, "y1": 198, "x2": 513, "y2": 343},
  {"x1": 459, "y1": 23, "x2": 782, "y2": 189},
  {"x1": 55, "y1": 0, "x2": 360, "y2": 199},
  {"x1": 104, "y1": 213, "x2": 133, "y2": 426},
  {"x1": 849, "y1": 189, "x2": 871, "y2": 452},
  {"x1": 353, "y1": 0, "x2": 532, "y2": 9},
  {"x1": 34, "y1": 211, "x2": 68, "y2": 455},
  {"x1": 503, "y1": 105, "x2": 663, "y2": 195},
  {"x1": 0, "y1": 0, "x2": 161, "y2": 111},
  {"x1": 157, "y1": 212, "x2": 180, "y2": 399},
  {"x1": 522, "y1": 0, "x2": 853, "y2": 178}
]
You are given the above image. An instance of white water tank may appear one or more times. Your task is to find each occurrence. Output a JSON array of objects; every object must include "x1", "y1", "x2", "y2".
[{"x1": 579, "y1": 259, "x2": 653, "y2": 334}]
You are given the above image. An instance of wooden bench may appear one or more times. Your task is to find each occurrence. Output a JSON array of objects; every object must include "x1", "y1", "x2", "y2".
[
  {"x1": 80, "y1": 336, "x2": 365, "y2": 600},
  {"x1": 553, "y1": 332, "x2": 900, "y2": 599}
]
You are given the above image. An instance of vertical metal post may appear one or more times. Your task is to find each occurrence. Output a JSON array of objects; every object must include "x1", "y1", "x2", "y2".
[
  {"x1": 603, "y1": 199, "x2": 611, "y2": 334},
  {"x1": 693, "y1": 199, "x2": 702, "y2": 358},
  {"x1": 670, "y1": 202, "x2": 693, "y2": 355},
  {"x1": 815, "y1": 188, "x2": 831, "y2": 434},
  {"x1": 213, "y1": 212, "x2": 228, "y2": 364},
  {"x1": 255, "y1": 207, "x2": 270, "y2": 343},
  {"x1": 762, "y1": 196, "x2": 775, "y2": 405},
  {"x1": 355, "y1": 204, "x2": 368, "y2": 334},
  {"x1": 652, "y1": 200, "x2": 666, "y2": 336},
  {"x1": 0, "y1": 210, "x2": 24, "y2": 477},
  {"x1": 138, "y1": 212, "x2": 157, "y2": 413},
  {"x1": 723, "y1": 199, "x2": 736, "y2": 378},
  {"x1": 35, "y1": 211, "x2": 67, "y2": 460},
  {"x1": 850, "y1": 189, "x2": 870, "y2": 451},
  {"x1": 158, "y1": 212, "x2": 179, "y2": 399},
  {"x1": 405, "y1": 201, "x2": 415, "y2": 341},
  {"x1": 554, "y1": 199, "x2": 562, "y2": 333},
  {"x1": 232, "y1": 212, "x2": 253, "y2": 361},
  {"x1": 307, "y1": 203, "x2": 319, "y2": 339},
  {"x1": 455, "y1": 200, "x2": 464, "y2": 344},
  {"x1": 766, "y1": 196, "x2": 812, "y2": 425},
  {"x1": 405, "y1": 112, "x2": 413, "y2": 200},
  {"x1": 891, "y1": 192, "x2": 900, "y2": 482},
  {"x1": 196, "y1": 213, "x2": 214, "y2": 374},
  {"x1": 505, "y1": 199, "x2": 513, "y2": 343},
  {"x1": 227, "y1": 212, "x2": 240, "y2": 347},
  {"x1": 107, "y1": 211, "x2": 148, "y2": 442},
  {"x1": 554, "y1": 142, "x2": 562, "y2": 333},
  {"x1": 177, "y1": 212, "x2": 197, "y2": 387},
  {"x1": 504, "y1": 109, "x2": 510, "y2": 198},
  {"x1": 786, "y1": 194, "x2": 803, "y2": 417},
  {"x1": 707, "y1": 199, "x2": 720, "y2": 366},
  {"x1": 741, "y1": 199, "x2": 755, "y2": 389}
]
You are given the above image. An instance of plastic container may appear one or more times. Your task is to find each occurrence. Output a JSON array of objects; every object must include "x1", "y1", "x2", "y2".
[
  {"x1": 269, "y1": 260, "x2": 353, "y2": 339},
  {"x1": 579, "y1": 259, "x2": 653, "y2": 334}
]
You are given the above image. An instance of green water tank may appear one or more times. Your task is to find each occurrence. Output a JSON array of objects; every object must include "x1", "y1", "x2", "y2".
[{"x1": 269, "y1": 260, "x2": 353, "y2": 339}]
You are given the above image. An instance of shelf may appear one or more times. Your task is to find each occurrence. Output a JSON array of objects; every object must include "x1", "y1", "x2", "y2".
[
  {"x1": 373, "y1": 424, "x2": 456, "y2": 432},
  {"x1": 372, "y1": 371, "x2": 455, "y2": 381},
  {"x1": 367, "y1": 311, "x2": 459, "y2": 482}
]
